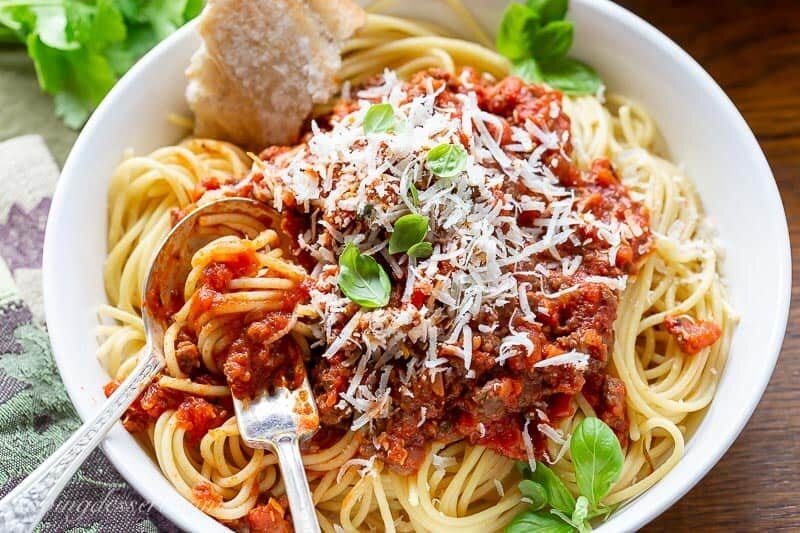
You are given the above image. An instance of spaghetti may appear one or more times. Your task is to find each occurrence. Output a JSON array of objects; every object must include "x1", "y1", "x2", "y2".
[{"x1": 97, "y1": 3, "x2": 734, "y2": 532}]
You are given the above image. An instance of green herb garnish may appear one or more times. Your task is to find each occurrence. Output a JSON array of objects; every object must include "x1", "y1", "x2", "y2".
[
  {"x1": 408, "y1": 182, "x2": 420, "y2": 207},
  {"x1": 506, "y1": 417, "x2": 623, "y2": 532},
  {"x1": 407, "y1": 241, "x2": 433, "y2": 259},
  {"x1": 388, "y1": 214, "x2": 429, "y2": 254},
  {"x1": 363, "y1": 102, "x2": 396, "y2": 134},
  {"x1": 569, "y1": 417, "x2": 623, "y2": 508},
  {"x1": 0, "y1": 0, "x2": 204, "y2": 128},
  {"x1": 505, "y1": 511, "x2": 574, "y2": 533},
  {"x1": 496, "y1": 0, "x2": 602, "y2": 95},
  {"x1": 426, "y1": 143, "x2": 468, "y2": 178},
  {"x1": 338, "y1": 242, "x2": 391, "y2": 309}
]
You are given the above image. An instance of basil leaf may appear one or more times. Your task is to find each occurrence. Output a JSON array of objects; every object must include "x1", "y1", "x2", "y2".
[
  {"x1": 495, "y1": 3, "x2": 540, "y2": 61},
  {"x1": 389, "y1": 214, "x2": 429, "y2": 254},
  {"x1": 338, "y1": 242, "x2": 391, "y2": 308},
  {"x1": 530, "y1": 20, "x2": 573, "y2": 60},
  {"x1": 570, "y1": 417, "x2": 623, "y2": 508},
  {"x1": 538, "y1": 58, "x2": 602, "y2": 95},
  {"x1": 527, "y1": 0, "x2": 568, "y2": 24},
  {"x1": 519, "y1": 480, "x2": 547, "y2": 510},
  {"x1": 364, "y1": 103, "x2": 396, "y2": 134},
  {"x1": 408, "y1": 182, "x2": 420, "y2": 207},
  {"x1": 530, "y1": 461, "x2": 576, "y2": 515},
  {"x1": 505, "y1": 511, "x2": 574, "y2": 533},
  {"x1": 571, "y1": 496, "x2": 591, "y2": 533},
  {"x1": 407, "y1": 241, "x2": 433, "y2": 259},
  {"x1": 427, "y1": 143, "x2": 468, "y2": 178},
  {"x1": 512, "y1": 58, "x2": 544, "y2": 84}
]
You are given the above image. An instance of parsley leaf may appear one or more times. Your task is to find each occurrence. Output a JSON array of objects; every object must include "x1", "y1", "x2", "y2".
[{"x1": 0, "y1": 0, "x2": 204, "y2": 129}]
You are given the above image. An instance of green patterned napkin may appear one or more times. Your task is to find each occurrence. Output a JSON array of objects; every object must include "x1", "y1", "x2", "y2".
[{"x1": 0, "y1": 134, "x2": 179, "y2": 532}]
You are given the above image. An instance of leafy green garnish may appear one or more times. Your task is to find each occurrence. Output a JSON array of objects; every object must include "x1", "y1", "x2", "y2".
[
  {"x1": 518, "y1": 479, "x2": 547, "y2": 510},
  {"x1": 506, "y1": 418, "x2": 624, "y2": 533},
  {"x1": 570, "y1": 417, "x2": 623, "y2": 508},
  {"x1": 0, "y1": 0, "x2": 204, "y2": 128},
  {"x1": 529, "y1": 20, "x2": 572, "y2": 60},
  {"x1": 338, "y1": 242, "x2": 391, "y2": 309},
  {"x1": 505, "y1": 511, "x2": 574, "y2": 533},
  {"x1": 407, "y1": 181, "x2": 420, "y2": 207},
  {"x1": 495, "y1": 3, "x2": 539, "y2": 61},
  {"x1": 527, "y1": 461, "x2": 576, "y2": 515},
  {"x1": 527, "y1": 0, "x2": 568, "y2": 24},
  {"x1": 495, "y1": 0, "x2": 602, "y2": 95},
  {"x1": 571, "y1": 496, "x2": 591, "y2": 533},
  {"x1": 426, "y1": 143, "x2": 468, "y2": 178},
  {"x1": 363, "y1": 103, "x2": 396, "y2": 134},
  {"x1": 407, "y1": 241, "x2": 433, "y2": 259},
  {"x1": 389, "y1": 214, "x2": 429, "y2": 254}
]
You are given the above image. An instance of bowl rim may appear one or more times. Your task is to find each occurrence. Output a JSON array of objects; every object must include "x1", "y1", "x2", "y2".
[{"x1": 42, "y1": 0, "x2": 792, "y2": 531}]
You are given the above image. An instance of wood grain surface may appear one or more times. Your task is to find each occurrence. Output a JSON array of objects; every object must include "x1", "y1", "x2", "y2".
[{"x1": 615, "y1": 1, "x2": 800, "y2": 531}]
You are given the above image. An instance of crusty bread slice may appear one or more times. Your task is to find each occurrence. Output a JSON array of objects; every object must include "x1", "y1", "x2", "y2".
[{"x1": 186, "y1": 0, "x2": 366, "y2": 150}]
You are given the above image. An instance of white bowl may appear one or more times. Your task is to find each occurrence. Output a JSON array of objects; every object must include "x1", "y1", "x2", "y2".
[{"x1": 42, "y1": 1, "x2": 791, "y2": 531}]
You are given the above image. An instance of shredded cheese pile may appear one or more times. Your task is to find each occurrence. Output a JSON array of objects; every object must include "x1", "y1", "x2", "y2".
[{"x1": 250, "y1": 70, "x2": 636, "y2": 437}]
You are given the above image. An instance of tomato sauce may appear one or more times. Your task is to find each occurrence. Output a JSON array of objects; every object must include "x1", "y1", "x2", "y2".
[
  {"x1": 112, "y1": 69, "x2": 660, "y2": 479},
  {"x1": 664, "y1": 315, "x2": 722, "y2": 355}
]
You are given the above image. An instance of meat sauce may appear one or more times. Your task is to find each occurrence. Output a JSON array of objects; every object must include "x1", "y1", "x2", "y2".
[
  {"x1": 301, "y1": 70, "x2": 654, "y2": 472},
  {"x1": 109, "y1": 250, "x2": 311, "y2": 441},
  {"x1": 109, "y1": 70, "x2": 720, "y2": 485},
  {"x1": 664, "y1": 315, "x2": 722, "y2": 355}
]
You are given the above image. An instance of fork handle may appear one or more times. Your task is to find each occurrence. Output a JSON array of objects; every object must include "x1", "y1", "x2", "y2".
[
  {"x1": 0, "y1": 349, "x2": 163, "y2": 533},
  {"x1": 273, "y1": 435, "x2": 321, "y2": 533}
]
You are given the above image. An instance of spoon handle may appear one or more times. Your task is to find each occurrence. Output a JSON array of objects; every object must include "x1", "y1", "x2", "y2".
[
  {"x1": 273, "y1": 434, "x2": 321, "y2": 533},
  {"x1": 0, "y1": 350, "x2": 163, "y2": 533}
]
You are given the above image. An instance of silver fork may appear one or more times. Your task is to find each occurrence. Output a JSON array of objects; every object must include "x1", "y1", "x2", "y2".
[{"x1": 234, "y1": 379, "x2": 321, "y2": 532}]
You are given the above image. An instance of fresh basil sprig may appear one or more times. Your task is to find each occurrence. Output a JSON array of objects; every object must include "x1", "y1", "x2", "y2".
[
  {"x1": 496, "y1": 0, "x2": 602, "y2": 95},
  {"x1": 363, "y1": 103, "x2": 396, "y2": 134},
  {"x1": 389, "y1": 214, "x2": 429, "y2": 254},
  {"x1": 570, "y1": 417, "x2": 623, "y2": 508},
  {"x1": 427, "y1": 143, "x2": 468, "y2": 178},
  {"x1": 506, "y1": 417, "x2": 623, "y2": 532},
  {"x1": 338, "y1": 243, "x2": 391, "y2": 308},
  {"x1": 506, "y1": 511, "x2": 574, "y2": 533}
]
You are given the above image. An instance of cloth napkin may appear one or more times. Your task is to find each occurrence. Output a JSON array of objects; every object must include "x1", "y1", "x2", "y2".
[{"x1": 0, "y1": 135, "x2": 179, "y2": 533}]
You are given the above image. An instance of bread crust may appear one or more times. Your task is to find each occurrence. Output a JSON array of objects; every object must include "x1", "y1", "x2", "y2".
[{"x1": 186, "y1": 0, "x2": 366, "y2": 150}]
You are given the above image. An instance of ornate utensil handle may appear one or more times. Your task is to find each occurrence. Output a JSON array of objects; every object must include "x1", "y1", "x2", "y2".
[
  {"x1": 0, "y1": 350, "x2": 163, "y2": 533},
  {"x1": 273, "y1": 434, "x2": 321, "y2": 533}
]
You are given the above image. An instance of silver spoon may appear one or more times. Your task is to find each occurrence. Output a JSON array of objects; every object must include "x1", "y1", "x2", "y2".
[{"x1": 0, "y1": 198, "x2": 321, "y2": 533}]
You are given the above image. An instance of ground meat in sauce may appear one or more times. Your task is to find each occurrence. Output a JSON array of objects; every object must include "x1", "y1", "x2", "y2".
[
  {"x1": 300, "y1": 70, "x2": 651, "y2": 473},
  {"x1": 192, "y1": 483, "x2": 223, "y2": 511},
  {"x1": 664, "y1": 315, "x2": 722, "y2": 355},
  {"x1": 246, "y1": 497, "x2": 292, "y2": 533},
  {"x1": 112, "y1": 68, "x2": 653, "y2": 481},
  {"x1": 224, "y1": 318, "x2": 306, "y2": 398},
  {"x1": 176, "y1": 397, "x2": 228, "y2": 444}
]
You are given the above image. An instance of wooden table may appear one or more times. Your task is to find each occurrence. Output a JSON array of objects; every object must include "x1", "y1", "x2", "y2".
[{"x1": 616, "y1": 1, "x2": 800, "y2": 530}]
